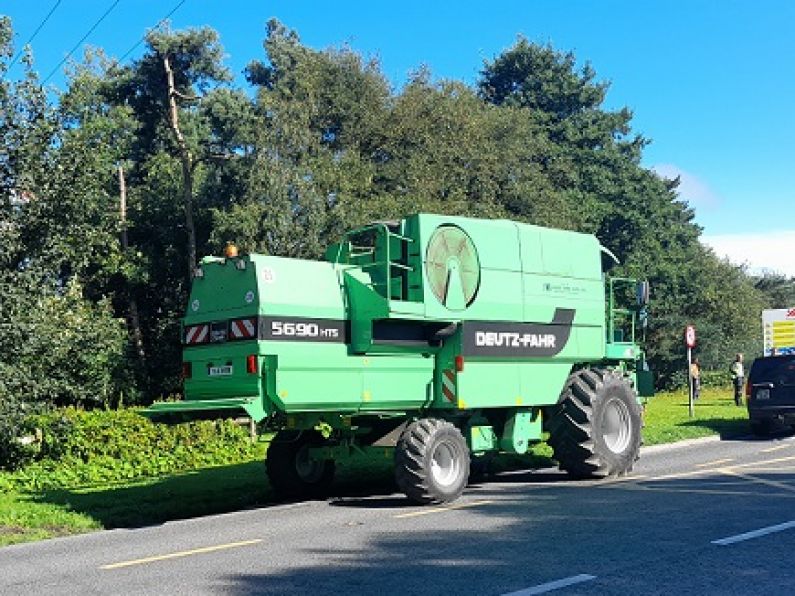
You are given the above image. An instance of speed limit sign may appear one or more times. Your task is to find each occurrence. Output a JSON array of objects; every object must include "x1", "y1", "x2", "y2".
[{"x1": 685, "y1": 325, "x2": 696, "y2": 348}]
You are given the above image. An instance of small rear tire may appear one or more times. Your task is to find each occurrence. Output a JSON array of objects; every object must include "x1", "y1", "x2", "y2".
[
  {"x1": 266, "y1": 430, "x2": 335, "y2": 499},
  {"x1": 395, "y1": 418, "x2": 470, "y2": 504}
]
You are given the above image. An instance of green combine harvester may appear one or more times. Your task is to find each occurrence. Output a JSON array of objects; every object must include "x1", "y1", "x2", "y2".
[{"x1": 144, "y1": 213, "x2": 653, "y2": 504}]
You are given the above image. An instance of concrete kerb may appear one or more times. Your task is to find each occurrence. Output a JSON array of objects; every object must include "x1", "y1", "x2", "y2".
[{"x1": 641, "y1": 434, "x2": 728, "y2": 455}]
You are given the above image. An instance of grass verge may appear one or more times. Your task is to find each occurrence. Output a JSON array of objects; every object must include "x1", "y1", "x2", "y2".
[{"x1": 0, "y1": 386, "x2": 755, "y2": 547}]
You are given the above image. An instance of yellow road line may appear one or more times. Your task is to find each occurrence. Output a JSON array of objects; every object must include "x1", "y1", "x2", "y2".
[
  {"x1": 719, "y1": 469, "x2": 795, "y2": 494},
  {"x1": 646, "y1": 455, "x2": 795, "y2": 483},
  {"x1": 696, "y1": 458, "x2": 734, "y2": 467},
  {"x1": 394, "y1": 499, "x2": 493, "y2": 519},
  {"x1": 100, "y1": 539, "x2": 263, "y2": 570},
  {"x1": 607, "y1": 485, "x2": 795, "y2": 498},
  {"x1": 762, "y1": 444, "x2": 794, "y2": 453},
  {"x1": 605, "y1": 474, "x2": 648, "y2": 483}
]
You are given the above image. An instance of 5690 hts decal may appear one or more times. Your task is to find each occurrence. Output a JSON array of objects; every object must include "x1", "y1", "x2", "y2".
[{"x1": 261, "y1": 317, "x2": 347, "y2": 343}]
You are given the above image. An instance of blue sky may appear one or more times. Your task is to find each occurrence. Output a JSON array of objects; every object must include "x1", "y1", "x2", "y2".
[{"x1": 3, "y1": 1, "x2": 794, "y2": 274}]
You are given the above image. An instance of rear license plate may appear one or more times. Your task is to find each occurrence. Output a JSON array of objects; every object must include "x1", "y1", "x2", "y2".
[
  {"x1": 756, "y1": 388, "x2": 770, "y2": 400},
  {"x1": 208, "y1": 365, "x2": 233, "y2": 377}
]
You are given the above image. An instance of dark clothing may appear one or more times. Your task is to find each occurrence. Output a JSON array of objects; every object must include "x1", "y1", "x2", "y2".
[
  {"x1": 691, "y1": 377, "x2": 701, "y2": 401},
  {"x1": 733, "y1": 376, "x2": 745, "y2": 406}
]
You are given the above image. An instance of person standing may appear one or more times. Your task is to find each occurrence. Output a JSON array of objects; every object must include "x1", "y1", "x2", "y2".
[
  {"x1": 730, "y1": 353, "x2": 745, "y2": 406},
  {"x1": 690, "y1": 357, "x2": 702, "y2": 401}
]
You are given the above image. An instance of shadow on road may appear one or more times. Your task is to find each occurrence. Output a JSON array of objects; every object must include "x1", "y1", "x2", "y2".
[
  {"x1": 216, "y1": 465, "x2": 795, "y2": 596},
  {"x1": 679, "y1": 417, "x2": 794, "y2": 442},
  {"x1": 27, "y1": 451, "x2": 554, "y2": 528}
]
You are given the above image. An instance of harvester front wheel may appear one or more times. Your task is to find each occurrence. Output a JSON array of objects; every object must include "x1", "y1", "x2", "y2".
[
  {"x1": 546, "y1": 369, "x2": 641, "y2": 479},
  {"x1": 395, "y1": 418, "x2": 470, "y2": 504},
  {"x1": 266, "y1": 430, "x2": 335, "y2": 499}
]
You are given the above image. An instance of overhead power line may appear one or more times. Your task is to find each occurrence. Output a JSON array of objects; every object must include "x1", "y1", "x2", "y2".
[
  {"x1": 117, "y1": 0, "x2": 189, "y2": 64},
  {"x1": 42, "y1": 0, "x2": 123, "y2": 84},
  {"x1": 7, "y1": 0, "x2": 63, "y2": 70}
]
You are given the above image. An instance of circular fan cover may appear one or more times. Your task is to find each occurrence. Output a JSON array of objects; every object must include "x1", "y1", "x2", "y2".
[{"x1": 425, "y1": 225, "x2": 481, "y2": 310}]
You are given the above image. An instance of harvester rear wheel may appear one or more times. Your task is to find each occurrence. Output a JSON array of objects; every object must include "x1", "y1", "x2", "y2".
[
  {"x1": 546, "y1": 369, "x2": 641, "y2": 479},
  {"x1": 395, "y1": 418, "x2": 470, "y2": 504},
  {"x1": 266, "y1": 430, "x2": 335, "y2": 499}
]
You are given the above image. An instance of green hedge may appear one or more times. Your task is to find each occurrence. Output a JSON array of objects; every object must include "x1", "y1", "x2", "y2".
[
  {"x1": 668, "y1": 368, "x2": 732, "y2": 391},
  {"x1": 2, "y1": 408, "x2": 257, "y2": 491}
]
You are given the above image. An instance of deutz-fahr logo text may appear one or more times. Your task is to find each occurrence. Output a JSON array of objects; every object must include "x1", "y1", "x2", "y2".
[
  {"x1": 476, "y1": 331, "x2": 557, "y2": 349},
  {"x1": 461, "y1": 309, "x2": 575, "y2": 358}
]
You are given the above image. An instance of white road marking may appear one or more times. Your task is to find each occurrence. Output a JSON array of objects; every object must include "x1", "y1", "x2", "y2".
[
  {"x1": 712, "y1": 521, "x2": 795, "y2": 546},
  {"x1": 501, "y1": 574, "x2": 597, "y2": 595}
]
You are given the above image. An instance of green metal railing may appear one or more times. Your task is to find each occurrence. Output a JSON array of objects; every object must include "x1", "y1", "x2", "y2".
[
  {"x1": 607, "y1": 277, "x2": 638, "y2": 344},
  {"x1": 336, "y1": 223, "x2": 415, "y2": 301}
]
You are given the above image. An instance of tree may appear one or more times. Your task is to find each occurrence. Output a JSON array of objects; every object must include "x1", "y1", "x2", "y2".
[
  {"x1": 0, "y1": 19, "x2": 131, "y2": 408},
  {"x1": 478, "y1": 38, "x2": 766, "y2": 385}
]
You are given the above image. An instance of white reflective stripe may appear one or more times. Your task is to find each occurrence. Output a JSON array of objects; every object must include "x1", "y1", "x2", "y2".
[
  {"x1": 242, "y1": 318, "x2": 256, "y2": 336},
  {"x1": 230, "y1": 320, "x2": 243, "y2": 338},
  {"x1": 186, "y1": 324, "x2": 209, "y2": 344},
  {"x1": 442, "y1": 369, "x2": 456, "y2": 402},
  {"x1": 230, "y1": 319, "x2": 256, "y2": 339},
  {"x1": 185, "y1": 325, "x2": 200, "y2": 344}
]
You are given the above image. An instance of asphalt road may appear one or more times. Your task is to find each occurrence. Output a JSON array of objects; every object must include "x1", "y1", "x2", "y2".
[{"x1": 2, "y1": 432, "x2": 795, "y2": 595}]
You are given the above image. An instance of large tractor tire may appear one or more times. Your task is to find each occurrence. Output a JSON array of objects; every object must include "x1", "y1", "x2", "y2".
[
  {"x1": 395, "y1": 418, "x2": 470, "y2": 504},
  {"x1": 266, "y1": 430, "x2": 335, "y2": 499},
  {"x1": 546, "y1": 369, "x2": 642, "y2": 479}
]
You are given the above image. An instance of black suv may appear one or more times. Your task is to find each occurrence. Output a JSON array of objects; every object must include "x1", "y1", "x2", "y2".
[{"x1": 746, "y1": 354, "x2": 795, "y2": 436}]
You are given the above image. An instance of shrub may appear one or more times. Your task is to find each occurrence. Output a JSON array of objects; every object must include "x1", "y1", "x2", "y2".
[
  {"x1": 0, "y1": 398, "x2": 43, "y2": 471},
  {"x1": 2, "y1": 408, "x2": 256, "y2": 491}
]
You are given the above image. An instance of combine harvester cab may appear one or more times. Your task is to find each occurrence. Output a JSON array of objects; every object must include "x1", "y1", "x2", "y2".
[{"x1": 145, "y1": 214, "x2": 653, "y2": 504}]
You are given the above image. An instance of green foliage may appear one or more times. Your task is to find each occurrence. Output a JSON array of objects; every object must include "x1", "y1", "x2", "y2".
[
  {"x1": 0, "y1": 398, "x2": 41, "y2": 471},
  {"x1": 0, "y1": 16, "x2": 785, "y2": 410},
  {"x1": 0, "y1": 278, "x2": 130, "y2": 408},
  {"x1": 2, "y1": 408, "x2": 255, "y2": 489},
  {"x1": 753, "y1": 273, "x2": 795, "y2": 308}
]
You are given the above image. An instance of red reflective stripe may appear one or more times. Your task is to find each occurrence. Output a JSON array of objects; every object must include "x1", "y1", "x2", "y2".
[
  {"x1": 442, "y1": 369, "x2": 456, "y2": 403},
  {"x1": 185, "y1": 324, "x2": 209, "y2": 344},
  {"x1": 242, "y1": 318, "x2": 256, "y2": 336},
  {"x1": 231, "y1": 318, "x2": 257, "y2": 339}
]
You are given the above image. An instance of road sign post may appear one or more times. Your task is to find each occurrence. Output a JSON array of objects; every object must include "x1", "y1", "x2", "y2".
[{"x1": 685, "y1": 325, "x2": 696, "y2": 417}]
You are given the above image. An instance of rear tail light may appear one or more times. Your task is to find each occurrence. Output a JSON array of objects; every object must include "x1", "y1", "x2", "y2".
[
  {"x1": 182, "y1": 362, "x2": 192, "y2": 379},
  {"x1": 455, "y1": 355, "x2": 465, "y2": 372},
  {"x1": 745, "y1": 380, "x2": 751, "y2": 397},
  {"x1": 246, "y1": 354, "x2": 258, "y2": 374}
]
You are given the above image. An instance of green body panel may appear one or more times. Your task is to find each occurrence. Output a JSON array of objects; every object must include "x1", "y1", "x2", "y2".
[
  {"x1": 469, "y1": 425, "x2": 499, "y2": 452},
  {"x1": 500, "y1": 410, "x2": 541, "y2": 454},
  {"x1": 145, "y1": 213, "x2": 650, "y2": 459}
]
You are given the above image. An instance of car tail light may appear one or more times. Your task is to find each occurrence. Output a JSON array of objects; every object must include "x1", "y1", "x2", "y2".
[
  {"x1": 455, "y1": 355, "x2": 465, "y2": 372},
  {"x1": 745, "y1": 379, "x2": 751, "y2": 397},
  {"x1": 246, "y1": 354, "x2": 258, "y2": 374},
  {"x1": 182, "y1": 362, "x2": 192, "y2": 379}
]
